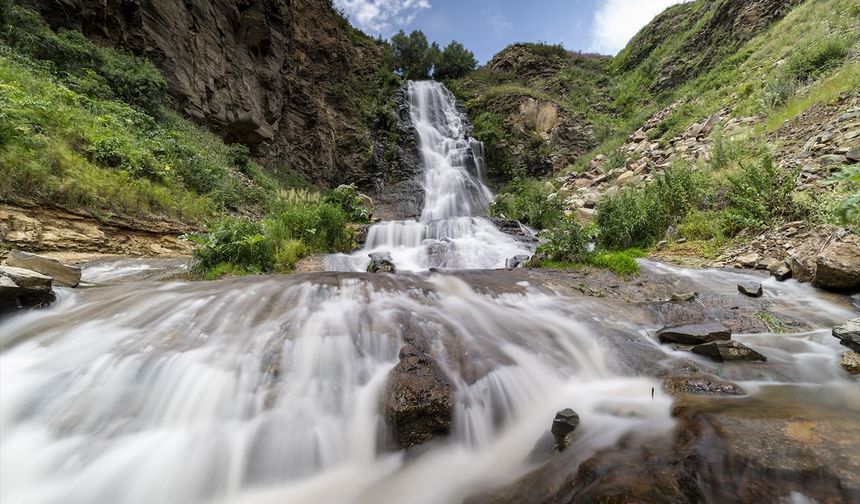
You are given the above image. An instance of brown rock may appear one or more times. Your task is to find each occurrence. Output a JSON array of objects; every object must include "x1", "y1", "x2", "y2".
[
  {"x1": 842, "y1": 351, "x2": 860, "y2": 375},
  {"x1": 5, "y1": 250, "x2": 81, "y2": 287},
  {"x1": 812, "y1": 232, "x2": 860, "y2": 292}
]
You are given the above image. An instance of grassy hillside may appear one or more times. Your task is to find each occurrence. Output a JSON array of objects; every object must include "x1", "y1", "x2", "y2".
[{"x1": 0, "y1": 4, "x2": 286, "y2": 225}]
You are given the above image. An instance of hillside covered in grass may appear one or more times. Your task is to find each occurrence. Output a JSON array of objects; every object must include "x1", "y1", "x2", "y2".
[{"x1": 0, "y1": 4, "x2": 288, "y2": 225}]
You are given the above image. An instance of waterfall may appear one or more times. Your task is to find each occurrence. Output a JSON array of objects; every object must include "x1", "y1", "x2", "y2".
[{"x1": 327, "y1": 81, "x2": 533, "y2": 272}]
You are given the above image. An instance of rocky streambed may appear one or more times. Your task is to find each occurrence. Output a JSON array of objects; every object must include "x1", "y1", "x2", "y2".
[{"x1": 1, "y1": 257, "x2": 857, "y2": 504}]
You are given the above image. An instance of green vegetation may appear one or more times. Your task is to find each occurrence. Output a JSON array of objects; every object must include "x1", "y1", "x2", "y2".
[
  {"x1": 0, "y1": 4, "x2": 281, "y2": 223},
  {"x1": 389, "y1": 30, "x2": 477, "y2": 80},
  {"x1": 190, "y1": 191, "x2": 356, "y2": 278},
  {"x1": 490, "y1": 178, "x2": 563, "y2": 229},
  {"x1": 323, "y1": 184, "x2": 371, "y2": 223}
]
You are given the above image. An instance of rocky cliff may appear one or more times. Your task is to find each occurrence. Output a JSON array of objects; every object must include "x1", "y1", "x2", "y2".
[{"x1": 20, "y1": 0, "x2": 390, "y2": 187}]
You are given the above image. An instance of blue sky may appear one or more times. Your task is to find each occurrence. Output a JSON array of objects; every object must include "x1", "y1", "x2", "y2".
[{"x1": 333, "y1": 0, "x2": 689, "y2": 63}]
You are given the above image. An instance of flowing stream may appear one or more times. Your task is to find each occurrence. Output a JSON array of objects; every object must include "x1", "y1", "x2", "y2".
[{"x1": 1, "y1": 82, "x2": 858, "y2": 504}]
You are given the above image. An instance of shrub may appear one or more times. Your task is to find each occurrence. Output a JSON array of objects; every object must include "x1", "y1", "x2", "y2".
[
  {"x1": 596, "y1": 163, "x2": 703, "y2": 248},
  {"x1": 324, "y1": 183, "x2": 370, "y2": 222},
  {"x1": 723, "y1": 155, "x2": 799, "y2": 232},
  {"x1": 189, "y1": 217, "x2": 272, "y2": 274},
  {"x1": 785, "y1": 37, "x2": 849, "y2": 83},
  {"x1": 537, "y1": 218, "x2": 591, "y2": 262},
  {"x1": 824, "y1": 164, "x2": 860, "y2": 231},
  {"x1": 491, "y1": 177, "x2": 563, "y2": 229},
  {"x1": 434, "y1": 41, "x2": 478, "y2": 80}
]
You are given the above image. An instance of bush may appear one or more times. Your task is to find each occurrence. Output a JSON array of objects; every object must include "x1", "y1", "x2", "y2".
[
  {"x1": 596, "y1": 163, "x2": 703, "y2": 248},
  {"x1": 785, "y1": 38, "x2": 849, "y2": 83},
  {"x1": 491, "y1": 177, "x2": 563, "y2": 229},
  {"x1": 537, "y1": 218, "x2": 591, "y2": 262},
  {"x1": 324, "y1": 183, "x2": 370, "y2": 222},
  {"x1": 824, "y1": 164, "x2": 860, "y2": 231},
  {"x1": 434, "y1": 41, "x2": 478, "y2": 80},
  {"x1": 723, "y1": 155, "x2": 799, "y2": 232},
  {"x1": 189, "y1": 217, "x2": 272, "y2": 274}
]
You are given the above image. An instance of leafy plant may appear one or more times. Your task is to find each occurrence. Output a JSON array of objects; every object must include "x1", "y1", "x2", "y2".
[
  {"x1": 537, "y1": 218, "x2": 591, "y2": 262},
  {"x1": 491, "y1": 177, "x2": 563, "y2": 229},
  {"x1": 723, "y1": 155, "x2": 799, "y2": 232},
  {"x1": 324, "y1": 183, "x2": 371, "y2": 223}
]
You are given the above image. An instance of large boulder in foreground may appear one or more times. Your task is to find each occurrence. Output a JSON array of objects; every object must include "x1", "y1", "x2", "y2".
[
  {"x1": 381, "y1": 344, "x2": 454, "y2": 450},
  {"x1": 812, "y1": 231, "x2": 860, "y2": 292},
  {"x1": 5, "y1": 249, "x2": 81, "y2": 287},
  {"x1": 656, "y1": 323, "x2": 731, "y2": 345},
  {"x1": 833, "y1": 318, "x2": 860, "y2": 352}
]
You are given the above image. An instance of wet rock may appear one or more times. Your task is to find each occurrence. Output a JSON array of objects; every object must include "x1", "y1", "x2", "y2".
[
  {"x1": 841, "y1": 351, "x2": 860, "y2": 375},
  {"x1": 691, "y1": 340, "x2": 766, "y2": 362},
  {"x1": 773, "y1": 265, "x2": 792, "y2": 281},
  {"x1": 551, "y1": 408, "x2": 580, "y2": 451},
  {"x1": 487, "y1": 217, "x2": 539, "y2": 245},
  {"x1": 737, "y1": 281, "x2": 763, "y2": 297},
  {"x1": 505, "y1": 255, "x2": 531, "y2": 269},
  {"x1": 0, "y1": 265, "x2": 56, "y2": 313},
  {"x1": 367, "y1": 252, "x2": 396, "y2": 274},
  {"x1": 5, "y1": 249, "x2": 81, "y2": 287},
  {"x1": 812, "y1": 232, "x2": 860, "y2": 292},
  {"x1": 656, "y1": 322, "x2": 731, "y2": 345},
  {"x1": 670, "y1": 292, "x2": 696, "y2": 302},
  {"x1": 662, "y1": 372, "x2": 746, "y2": 396},
  {"x1": 382, "y1": 344, "x2": 454, "y2": 450},
  {"x1": 833, "y1": 318, "x2": 860, "y2": 352}
]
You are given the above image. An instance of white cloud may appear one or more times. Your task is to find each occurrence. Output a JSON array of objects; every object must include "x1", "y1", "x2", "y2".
[
  {"x1": 334, "y1": 0, "x2": 431, "y2": 34},
  {"x1": 589, "y1": 0, "x2": 692, "y2": 55}
]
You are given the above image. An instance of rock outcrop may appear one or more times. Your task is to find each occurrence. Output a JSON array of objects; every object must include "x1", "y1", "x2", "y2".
[
  {"x1": 656, "y1": 323, "x2": 731, "y2": 345},
  {"x1": 5, "y1": 249, "x2": 81, "y2": 287},
  {"x1": 691, "y1": 340, "x2": 767, "y2": 363},
  {"x1": 20, "y1": 0, "x2": 388, "y2": 187},
  {"x1": 833, "y1": 318, "x2": 860, "y2": 352},
  {"x1": 0, "y1": 265, "x2": 56, "y2": 313}
]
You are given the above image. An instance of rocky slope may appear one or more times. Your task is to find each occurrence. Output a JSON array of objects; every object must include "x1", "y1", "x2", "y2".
[{"x1": 19, "y1": 0, "x2": 391, "y2": 187}]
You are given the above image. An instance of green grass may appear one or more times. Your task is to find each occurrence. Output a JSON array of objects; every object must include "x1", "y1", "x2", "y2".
[
  {"x1": 540, "y1": 248, "x2": 645, "y2": 276},
  {"x1": 0, "y1": 5, "x2": 283, "y2": 224}
]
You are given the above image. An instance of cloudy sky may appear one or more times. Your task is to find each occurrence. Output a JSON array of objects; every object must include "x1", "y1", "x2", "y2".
[{"x1": 333, "y1": 0, "x2": 689, "y2": 63}]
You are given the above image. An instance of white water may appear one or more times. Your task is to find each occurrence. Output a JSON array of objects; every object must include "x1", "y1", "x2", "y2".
[{"x1": 328, "y1": 81, "x2": 532, "y2": 272}]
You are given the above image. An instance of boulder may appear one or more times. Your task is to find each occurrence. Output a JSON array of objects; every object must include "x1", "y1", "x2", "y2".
[
  {"x1": 381, "y1": 344, "x2": 454, "y2": 450},
  {"x1": 0, "y1": 266, "x2": 56, "y2": 313},
  {"x1": 833, "y1": 318, "x2": 860, "y2": 352},
  {"x1": 812, "y1": 233, "x2": 860, "y2": 292},
  {"x1": 505, "y1": 255, "x2": 531, "y2": 269},
  {"x1": 670, "y1": 292, "x2": 696, "y2": 302},
  {"x1": 773, "y1": 265, "x2": 792, "y2": 281},
  {"x1": 737, "y1": 281, "x2": 763, "y2": 297},
  {"x1": 691, "y1": 340, "x2": 766, "y2": 362},
  {"x1": 662, "y1": 372, "x2": 746, "y2": 396},
  {"x1": 735, "y1": 252, "x2": 759, "y2": 268},
  {"x1": 787, "y1": 253, "x2": 816, "y2": 283},
  {"x1": 5, "y1": 249, "x2": 81, "y2": 287},
  {"x1": 656, "y1": 323, "x2": 731, "y2": 345},
  {"x1": 841, "y1": 351, "x2": 860, "y2": 375},
  {"x1": 551, "y1": 408, "x2": 580, "y2": 451},
  {"x1": 367, "y1": 252, "x2": 396, "y2": 274}
]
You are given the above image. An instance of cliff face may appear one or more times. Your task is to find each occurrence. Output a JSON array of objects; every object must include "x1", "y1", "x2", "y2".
[{"x1": 22, "y1": 0, "x2": 388, "y2": 187}]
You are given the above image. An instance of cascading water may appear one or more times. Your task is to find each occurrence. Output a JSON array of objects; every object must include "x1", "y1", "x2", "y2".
[{"x1": 327, "y1": 81, "x2": 533, "y2": 272}]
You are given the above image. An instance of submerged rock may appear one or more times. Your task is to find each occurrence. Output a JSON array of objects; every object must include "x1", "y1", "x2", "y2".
[
  {"x1": 367, "y1": 252, "x2": 396, "y2": 274},
  {"x1": 841, "y1": 351, "x2": 860, "y2": 375},
  {"x1": 691, "y1": 340, "x2": 766, "y2": 362},
  {"x1": 833, "y1": 318, "x2": 860, "y2": 352},
  {"x1": 381, "y1": 344, "x2": 454, "y2": 450},
  {"x1": 656, "y1": 323, "x2": 731, "y2": 345},
  {"x1": 737, "y1": 281, "x2": 763, "y2": 297},
  {"x1": 551, "y1": 408, "x2": 580, "y2": 451},
  {"x1": 5, "y1": 249, "x2": 81, "y2": 287},
  {"x1": 662, "y1": 372, "x2": 746, "y2": 396}
]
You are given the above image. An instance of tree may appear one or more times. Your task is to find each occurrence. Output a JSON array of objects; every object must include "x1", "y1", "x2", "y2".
[
  {"x1": 433, "y1": 41, "x2": 478, "y2": 80},
  {"x1": 391, "y1": 30, "x2": 436, "y2": 80}
]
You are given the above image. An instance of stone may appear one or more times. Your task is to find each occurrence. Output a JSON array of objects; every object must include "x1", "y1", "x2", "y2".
[
  {"x1": 662, "y1": 373, "x2": 746, "y2": 396},
  {"x1": 737, "y1": 281, "x2": 763, "y2": 297},
  {"x1": 670, "y1": 292, "x2": 696, "y2": 302},
  {"x1": 832, "y1": 318, "x2": 860, "y2": 352},
  {"x1": 812, "y1": 233, "x2": 860, "y2": 292},
  {"x1": 505, "y1": 255, "x2": 531, "y2": 269},
  {"x1": 551, "y1": 408, "x2": 580, "y2": 451},
  {"x1": 773, "y1": 265, "x2": 792, "y2": 281},
  {"x1": 5, "y1": 250, "x2": 81, "y2": 287},
  {"x1": 691, "y1": 340, "x2": 766, "y2": 362},
  {"x1": 819, "y1": 154, "x2": 848, "y2": 165},
  {"x1": 0, "y1": 266, "x2": 53, "y2": 291},
  {"x1": 656, "y1": 323, "x2": 731, "y2": 345},
  {"x1": 735, "y1": 252, "x2": 759, "y2": 268},
  {"x1": 382, "y1": 344, "x2": 454, "y2": 450},
  {"x1": 841, "y1": 351, "x2": 860, "y2": 375},
  {"x1": 656, "y1": 240, "x2": 668, "y2": 250},
  {"x1": 847, "y1": 149, "x2": 860, "y2": 163},
  {"x1": 367, "y1": 252, "x2": 396, "y2": 274},
  {"x1": 616, "y1": 170, "x2": 635, "y2": 185},
  {"x1": 787, "y1": 253, "x2": 816, "y2": 283}
]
